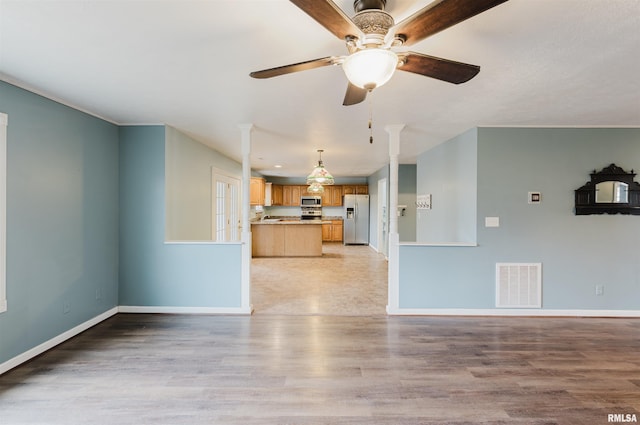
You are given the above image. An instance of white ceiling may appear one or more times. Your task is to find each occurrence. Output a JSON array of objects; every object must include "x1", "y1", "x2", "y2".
[{"x1": 1, "y1": 0, "x2": 639, "y2": 178}]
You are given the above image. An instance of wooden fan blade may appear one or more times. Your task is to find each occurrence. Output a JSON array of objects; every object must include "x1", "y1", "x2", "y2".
[
  {"x1": 343, "y1": 83, "x2": 368, "y2": 106},
  {"x1": 250, "y1": 57, "x2": 337, "y2": 79},
  {"x1": 290, "y1": 0, "x2": 361, "y2": 41},
  {"x1": 398, "y1": 52, "x2": 480, "y2": 84},
  {"x1": 393, "y1": 0, "x2": 509, "y2": 46}
]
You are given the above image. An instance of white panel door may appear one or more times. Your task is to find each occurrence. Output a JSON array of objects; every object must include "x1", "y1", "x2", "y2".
[{"x1": 212, "y1": 173, "x2": 240, "y2": 242}]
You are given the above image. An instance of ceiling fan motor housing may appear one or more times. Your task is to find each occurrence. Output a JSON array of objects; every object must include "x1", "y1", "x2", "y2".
[
  {"x1": 352, "y1": 9, "x2": 394, "y2": 47},
  {"x1": 354, "y1": 0, "x2": 386, "y2": 12}
]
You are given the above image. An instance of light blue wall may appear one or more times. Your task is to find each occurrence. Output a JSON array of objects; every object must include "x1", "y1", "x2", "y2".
[
  {"x1": 118, "y1": 126, "x2": 242, "y2": 308},
  {"x1": 0, "y1": 81, "x2": 119, "y2": 365},
  {"x1": 400, "y1": 127, "x2": 640, "y2": 311},
  {"x1": 416, "y1": 128, "x2": 477, "y2": 243}
]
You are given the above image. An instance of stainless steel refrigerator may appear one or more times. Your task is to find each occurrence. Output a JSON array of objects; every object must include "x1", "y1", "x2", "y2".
[{"x1": 343, "y1": 194, "x2": 369, "y2": 245}]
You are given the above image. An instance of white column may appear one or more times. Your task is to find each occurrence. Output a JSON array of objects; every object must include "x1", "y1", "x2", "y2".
[
  {"x1": 238, "y1": 123, "x2": 254, "y2": 314},
  {"x1": 385, "y1": 124, "x2": 404, "y2": 315}
]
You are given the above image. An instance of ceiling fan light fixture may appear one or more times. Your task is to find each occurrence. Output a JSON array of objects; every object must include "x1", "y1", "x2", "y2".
[
  {"x1": 306, "y1": 150, "x2": 335, "y2": 186},
  {"x1": 342, "y1": 48, "x2": 398, "y2": 90}
]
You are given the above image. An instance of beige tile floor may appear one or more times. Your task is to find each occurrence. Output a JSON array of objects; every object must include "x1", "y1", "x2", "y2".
[{"x1": 251, "y1": 242, "x2": 388, "y2": 316}]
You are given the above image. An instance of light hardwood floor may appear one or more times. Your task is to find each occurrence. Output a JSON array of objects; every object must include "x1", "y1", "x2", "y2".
[
  {"x1": 1, "y1": 244, "x2": 639, "y2": 424},
  {"x1": 1, "y1": 315, "x2": 639, "y2": 424}
]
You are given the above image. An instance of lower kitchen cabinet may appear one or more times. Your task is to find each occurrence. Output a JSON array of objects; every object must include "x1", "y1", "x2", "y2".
[
  {"x1": 252, "y1": 222, "x2": 322, "y2": 257},
  {"x1": 322, "y1": 219, "x2": 343, "y2": 242},
  {"x1": 331, "y1": 221, "x2": 343, "y2": 241}
]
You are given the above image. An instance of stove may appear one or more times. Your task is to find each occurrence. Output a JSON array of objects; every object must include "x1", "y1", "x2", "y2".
[{"x1": 301, "y1": 206, "x2": 322, "y2": 220}]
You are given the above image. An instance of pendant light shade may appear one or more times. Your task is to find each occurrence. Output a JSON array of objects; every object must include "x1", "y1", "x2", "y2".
[
  {"x1": 306, "y1": 150, "x2": 335, "y2": 185},
  {"x1": 307, "y1": 182, "x2": 325, "y2": 194}
]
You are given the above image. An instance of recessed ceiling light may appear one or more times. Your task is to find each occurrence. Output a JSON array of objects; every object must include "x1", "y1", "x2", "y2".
[{"x1": 274, "y1": 164, "x2": 283, "y2": 168}]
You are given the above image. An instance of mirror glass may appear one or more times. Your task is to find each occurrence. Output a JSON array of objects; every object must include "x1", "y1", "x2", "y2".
[{"x1": 595, "y1": 181, "x2": 629, "y2": 203}]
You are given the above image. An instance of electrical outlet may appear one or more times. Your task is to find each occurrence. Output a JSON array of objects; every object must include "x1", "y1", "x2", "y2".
[
  {"x1": 595, "y1": 285, "x2": 604, "y2": 296},
  {"x1": 63, "y1": 300, "x2": 70, "y2": 314},
  {"x1": 96, "y1": 288, "x2": 102, "y2": 301}
]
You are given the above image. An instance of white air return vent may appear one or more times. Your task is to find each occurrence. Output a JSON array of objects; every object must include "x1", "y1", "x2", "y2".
[{"x1": 496, "y1": 263, "x2": 542, "y2": 308}]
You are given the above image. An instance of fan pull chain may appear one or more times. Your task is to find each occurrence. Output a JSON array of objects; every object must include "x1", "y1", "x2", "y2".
[{"x1": 368, "y1": 92, "x2": 373, "y2": 144}]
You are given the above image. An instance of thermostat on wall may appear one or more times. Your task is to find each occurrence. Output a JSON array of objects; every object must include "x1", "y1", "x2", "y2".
[{"x1": 528, "y1": 192, "x2": 542, "y2": 204}]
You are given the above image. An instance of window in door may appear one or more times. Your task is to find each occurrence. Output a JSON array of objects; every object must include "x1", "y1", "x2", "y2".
[{"x1": 212, "y1": 173, "x2": 240, "y2": 242}]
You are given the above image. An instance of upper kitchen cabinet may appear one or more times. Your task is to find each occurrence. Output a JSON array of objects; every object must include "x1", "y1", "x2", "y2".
[
  {"x1": 322, "y1": 185, "x2": 343, "y2": 206},
  {"x1": 343, "y1": 185, "x2": 368, "y2": 195},
  {"x1": 282, "y1": 185, "x2": 302, "y2": 206},
  {"x1": 264, "y1": 183, "x2": 283, "y2": 206},
  {"x1": 271, "y1": 184, "x2": 283, "y2": 206},
  {"x1": 250, "y1": 177, "x2": 265, "y2": 206}
]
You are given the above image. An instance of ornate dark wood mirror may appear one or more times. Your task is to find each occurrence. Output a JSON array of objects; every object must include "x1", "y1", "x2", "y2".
[{"x1": 575, "y1": 164, "x2": 640, "y2": 215}]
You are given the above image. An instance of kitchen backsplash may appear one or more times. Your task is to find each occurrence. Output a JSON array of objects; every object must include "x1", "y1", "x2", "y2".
[{"x1": 265, "y1": 206, "x2": 344, "y2": 218}]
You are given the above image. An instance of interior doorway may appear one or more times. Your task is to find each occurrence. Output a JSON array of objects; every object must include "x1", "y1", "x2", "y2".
[
  {"x1": 248, "y1": 181, "x2": 389, "y2": 316},
  {"x1": 250, "y1": 242, "x2": 388, "y2": 315}
]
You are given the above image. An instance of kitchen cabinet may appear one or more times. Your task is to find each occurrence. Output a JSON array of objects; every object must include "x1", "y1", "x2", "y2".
[
  {"x1": 331, "y1": 220, "x2": 343, "y2": 241},
  {"x1": 250, "y1": 177, "x2": 265, "y2": 206},
  {"x1": 282, "y1": 185, "x2": 292, "y2": 206},
  {"x1": 252, "y1": 221, "x2": 322, "y2": 257},
  {"x1": 322, "y1": 223, "x2": 331, "y2": 241},
  {"x1": 299, "y1": 185, "x2": 310, "y2": 197},
  {"x1": 272, "y1": 184, "x2": 283, "y2": 206},
  {"x1": 265, "y1": 183, "x2": 283, "y2": 206},
  {"x1": 283, "y1": 185, "x2": 302, "y2": 206},
  {"x1": 331, "y1": 186, "x2": 344, "y2": 205},
  {"x1": 322, "y1": 219, "x2": 343, "y2": 242},
  {"x1": 279, "y1": 185, "x2": 366, "y2": 206},
  {"x1": 322, "y1": 185, "x2": 343, "y2": 207},
  {"x1": 343, "y1": 185, "x2": 368, "y2": 195}
]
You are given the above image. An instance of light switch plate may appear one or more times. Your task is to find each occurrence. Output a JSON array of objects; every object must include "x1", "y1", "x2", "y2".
[
  {"x1": 417, "y1": 194, "x2": 432, "y2": 210},
  {"x1": 485, "y1": 217, "x2": 500, "y2": 227}
]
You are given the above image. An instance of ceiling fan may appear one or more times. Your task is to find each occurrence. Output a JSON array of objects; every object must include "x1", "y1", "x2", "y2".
[{"x1": 250, "y1": 0, "x2": 509, "y2": 106}]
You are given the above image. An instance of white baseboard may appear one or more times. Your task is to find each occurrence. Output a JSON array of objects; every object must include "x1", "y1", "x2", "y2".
[
  {"x1": 118, "y1": 305, "x2": 253, "y2": 315},
  {"x1": 0, "y1": 307, "x2": 119, "y2": 376},
  {"x1": 386, "y1": 306, "x2": 640, "y2": 317}
]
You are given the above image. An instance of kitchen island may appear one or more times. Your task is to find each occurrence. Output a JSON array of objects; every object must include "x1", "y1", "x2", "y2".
[{"x1": 251, "y1": 219, "x2": 323, "y2": 257}]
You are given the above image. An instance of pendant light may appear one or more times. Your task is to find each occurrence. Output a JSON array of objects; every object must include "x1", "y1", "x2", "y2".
[
  {"x1": 306, "y1": 150, "x2": 335, "y2": 185},
  {"x1": 307, "y1": 182, "x2": 325, "y2": 194}
]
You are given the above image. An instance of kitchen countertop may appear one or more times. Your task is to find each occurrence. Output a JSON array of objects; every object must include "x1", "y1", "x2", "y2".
[
  {"x1": 252, "y1": 216, "x2": 343, "y2": 225},
  {"x1": 252, "y1": 220, "x2": 322, "y2": 225}
]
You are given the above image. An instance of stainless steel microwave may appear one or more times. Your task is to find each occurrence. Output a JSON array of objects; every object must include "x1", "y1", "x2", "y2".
[{"x1": 300, "y1": 196, "x2": 322, "y2": 206}]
